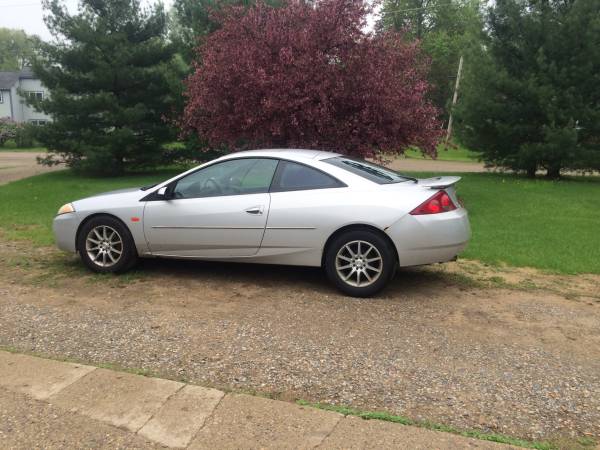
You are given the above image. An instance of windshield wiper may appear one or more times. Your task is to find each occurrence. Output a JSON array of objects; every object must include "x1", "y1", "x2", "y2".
[{"x1": 140, "y1": 183, "x2": 157, "y2": 191}]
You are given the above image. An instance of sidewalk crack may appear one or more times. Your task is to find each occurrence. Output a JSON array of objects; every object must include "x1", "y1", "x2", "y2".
[
  {"x1": 313, "y1": 413, "x2": 343, "y2": 449},
  {"x1": 184, "y1": 391, "x2": 227, "y2": 448},
  {"x1": 135, "y1": 382, "x2": 186, "y2": 433},
  {"x1": 46, "y1": 366, "x2": 98, "y2": 402}
]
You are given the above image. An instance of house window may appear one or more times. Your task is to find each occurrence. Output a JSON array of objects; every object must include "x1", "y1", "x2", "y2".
[
  {"x1": 25, "y1": 91, "x2": 44, "y2": 101},
  {"x1": 29, "y1": 120, "x2": 47, "y2": 126}
]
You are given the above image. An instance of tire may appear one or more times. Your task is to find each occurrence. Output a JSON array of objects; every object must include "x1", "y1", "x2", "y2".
[
  {"x1": 324, "y1": 229, "x2": 396, "y2": 297},
  {"x1": 77, "y1": 215, "x2": 138, "y2": 273}
]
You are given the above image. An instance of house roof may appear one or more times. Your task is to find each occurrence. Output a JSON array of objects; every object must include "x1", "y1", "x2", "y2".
[
  {"x1": 0, "y1": 72, "x2": 19, "y2": 89},
  {"x1": 0, "y1": 69, "x2": 38, "y2": 89}
]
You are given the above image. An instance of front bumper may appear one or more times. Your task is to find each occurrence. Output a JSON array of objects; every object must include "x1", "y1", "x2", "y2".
[
  {"x1": 53, "y1": 212, "x2": 80, "y2": 253},
  {"x1": 386, "y1": 208, "x2": 471, "y2": 267}
]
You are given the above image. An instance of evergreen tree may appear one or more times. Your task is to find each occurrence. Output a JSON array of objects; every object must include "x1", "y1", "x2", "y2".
[
  {"x1": 34, "y1": 0, "x2": 176, "y2": 174},
  {"x1": 455, "y1": 0, "x2": 600, "y2": 177}
]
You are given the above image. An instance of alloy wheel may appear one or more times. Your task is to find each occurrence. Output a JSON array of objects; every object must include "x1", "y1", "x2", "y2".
[
  {"x1": 335, "y1": 240, "x2": 383, "y2": 287},
  {"x1": 85, "y1": 225, "x2": 123, "y2": 268}
]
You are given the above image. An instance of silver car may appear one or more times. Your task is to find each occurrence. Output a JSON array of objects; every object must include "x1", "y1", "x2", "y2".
[{"x1": 53, "y1": 149, "x2": 470, "y2": 297}]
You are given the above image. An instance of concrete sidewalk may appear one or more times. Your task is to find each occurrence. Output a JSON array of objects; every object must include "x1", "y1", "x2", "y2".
[{"x1": 0, "y1": 351, "x2": 512, "y2": 449}]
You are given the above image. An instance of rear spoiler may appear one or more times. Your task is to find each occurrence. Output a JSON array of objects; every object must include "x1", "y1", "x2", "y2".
[{"x1": 417, "y1": 176, "x2": 461, "y2": 189}]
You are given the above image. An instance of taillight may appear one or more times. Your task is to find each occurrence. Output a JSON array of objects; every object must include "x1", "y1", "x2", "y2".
[{"x1": 410, "y1": 190, "x2": 457, "y2": 215}]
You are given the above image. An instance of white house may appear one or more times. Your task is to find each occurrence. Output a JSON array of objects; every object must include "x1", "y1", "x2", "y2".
[{"x1": 0, "y1": 69, "x2": 52, "y2": 125}]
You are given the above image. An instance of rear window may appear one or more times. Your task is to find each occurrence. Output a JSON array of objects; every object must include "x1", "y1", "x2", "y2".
[{"x1": 323, "y1": 157, "x2": 414, "y2": 184}]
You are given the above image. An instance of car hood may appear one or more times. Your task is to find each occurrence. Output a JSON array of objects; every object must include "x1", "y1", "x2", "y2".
[
  {"x1": 87, "y1": 187, "x2": 142, "y2": 198},
  {"x1": 72, "y1": 187, "x2": 146, "y2": 212}
]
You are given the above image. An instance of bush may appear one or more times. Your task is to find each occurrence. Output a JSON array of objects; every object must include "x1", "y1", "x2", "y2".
[
  {"x1": 0, "y1": 118, "x2": 19, "y2": 147},
  {"x1": 15, "y1": 123, "x2": 37, "y2": 148}
]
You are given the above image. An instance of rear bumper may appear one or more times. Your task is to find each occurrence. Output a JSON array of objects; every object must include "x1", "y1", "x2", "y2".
[
  {"x1": 53, "y1": 213, "x2": 80, "y2": 253},
  {"x1": 386, "y1": 208, "x2": 471, "y2": 267}
]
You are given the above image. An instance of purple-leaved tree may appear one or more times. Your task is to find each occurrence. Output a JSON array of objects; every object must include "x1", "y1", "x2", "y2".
[{"x1": 183, "y1": 0, "x2": 442, "y2": 158}]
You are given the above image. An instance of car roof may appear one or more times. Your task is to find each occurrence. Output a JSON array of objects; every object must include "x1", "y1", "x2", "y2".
[{"x1": 220, "y1": 148, "x2": 341, "y2": 162}]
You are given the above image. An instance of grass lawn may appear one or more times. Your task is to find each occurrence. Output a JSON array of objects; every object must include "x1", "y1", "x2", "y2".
[
  {"x1": 0, "y1": 146, "x2": 47, "y2": 153},
  {"x1": 404, "y1": 144, "x2": 480, "y2": 162},
  {"x1": 0, "y1": 169, "x2": 599, "y2": 274},
  {"x1": 413, "y1": 172, "x2": 600, "y2": 274}
]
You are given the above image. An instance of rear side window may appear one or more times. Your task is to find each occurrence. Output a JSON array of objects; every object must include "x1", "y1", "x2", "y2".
[
  {"x1": 271, "y1": 161, "x2": 345, "y2": 192},
  {"x1": 323, "y1": 156, "x2": 414, "y2": 184}
]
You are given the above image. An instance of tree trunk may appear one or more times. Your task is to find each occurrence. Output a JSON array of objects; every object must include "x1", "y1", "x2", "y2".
[
  {"x1": 546, "y1": 166, "x2": 561, "y2": 179},
  {"x1": 526, "y1": 166, "x2": 537, "y2": 178}
]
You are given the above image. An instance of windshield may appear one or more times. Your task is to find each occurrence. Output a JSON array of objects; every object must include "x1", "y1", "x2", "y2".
[{"x1": 323, "y1": 157, "x2": 415, "y2": 184}]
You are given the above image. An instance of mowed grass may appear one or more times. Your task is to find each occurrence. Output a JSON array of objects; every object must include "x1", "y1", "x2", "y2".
[
  {"x1": 0, "y1": 169, "x2": 599, "y2": 274},
  {"x1": 410, "y1": 172, "x2": 600, "y2": 274},
  {"x1": 0, "y1": 146, "x2": 48, "y2": 153},
  {"x1": 404, "y1": 144, "x2": 480, "y2": 162}
]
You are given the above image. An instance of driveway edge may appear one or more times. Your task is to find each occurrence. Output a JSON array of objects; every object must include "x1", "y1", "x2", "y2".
[{"x1": 0, "y1": 350, "x2": 514, "y2": 449}]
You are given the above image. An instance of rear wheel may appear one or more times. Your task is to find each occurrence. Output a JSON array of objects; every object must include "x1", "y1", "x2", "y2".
[
  {"x1": 77, "y1": 216, "x2": 137, "y2": 273},
  {"x1": 325, "y1": 230, "x2": 396, "y2": 297}
]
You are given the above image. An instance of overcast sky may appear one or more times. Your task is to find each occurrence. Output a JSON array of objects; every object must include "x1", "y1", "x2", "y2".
[
  {"x1": 0, "y1": 0, "x2": 175, "y2": 41},
  {"x1": 0, "y1": 0, "x2": 378, "y2": 41}
]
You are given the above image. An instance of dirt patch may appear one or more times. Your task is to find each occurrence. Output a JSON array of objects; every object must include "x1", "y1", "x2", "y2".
[
  {"x1": 1, "y1": 238, "x2": 599, "y2": 445},
  {"x1": 0, "y1": 152, "x2": 63, "y2": 185}
]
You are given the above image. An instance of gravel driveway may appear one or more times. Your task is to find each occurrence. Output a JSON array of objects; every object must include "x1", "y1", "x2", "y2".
[{"x1": 1, "y1": 239, "x2": 599, "y2": 445}]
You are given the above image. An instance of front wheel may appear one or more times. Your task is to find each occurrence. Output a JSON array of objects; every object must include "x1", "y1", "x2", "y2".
[
  {"x1": 77, "y1": 216, "x2": 138, "y2": 273},
  {"x1": 324, "y1": 230, "x2": 396, "y2": 297}
]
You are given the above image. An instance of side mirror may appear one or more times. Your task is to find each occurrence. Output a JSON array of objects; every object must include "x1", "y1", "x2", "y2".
[{"x1": 156, "y1": 186, "x2": 173, "y2": 200}]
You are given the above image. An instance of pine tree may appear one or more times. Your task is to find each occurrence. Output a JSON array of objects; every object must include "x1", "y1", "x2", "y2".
[
  {"x1": 455, "y1": 0, "x2": 600, "y2": 177},
  {"x1": 34, "y1": 0, "x2": 176, "y2": 174}
]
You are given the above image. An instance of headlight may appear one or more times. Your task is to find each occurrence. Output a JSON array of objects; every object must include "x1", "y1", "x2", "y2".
[{"x1": 57, "y1": 203, "x2": 75, "y2": 215}]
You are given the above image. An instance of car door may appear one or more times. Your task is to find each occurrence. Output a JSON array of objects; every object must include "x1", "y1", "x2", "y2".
[
  {"x1": 143, "y1": 157, "x2": 279, "y2": 258},
  {"x1": 261, "y1": 160, "x2": 347, "y2": 255}
]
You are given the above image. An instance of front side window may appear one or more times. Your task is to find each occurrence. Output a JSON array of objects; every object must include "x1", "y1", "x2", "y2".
[
  {"x1": 271, "y1": 161, "x2": 344, "y2": 192},
  {"x1": 323, "y1": 157, "x2": 414, "y2": 184},
  {"x1": 172, "y1": 158, "x2": 278, "y2": 199}
]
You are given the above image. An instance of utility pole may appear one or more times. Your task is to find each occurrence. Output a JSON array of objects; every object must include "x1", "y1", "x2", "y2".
[{"x1": 445, "y1": 55, "x2": 464, "y2": 144}]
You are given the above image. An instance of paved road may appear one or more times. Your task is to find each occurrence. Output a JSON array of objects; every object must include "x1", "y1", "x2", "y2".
[
  {"x1": 0, "y1": 151, "x2": 63, "y2": 185},
  {"x1": 0, "y1": 351, "x2": 511, "y2": 449}
]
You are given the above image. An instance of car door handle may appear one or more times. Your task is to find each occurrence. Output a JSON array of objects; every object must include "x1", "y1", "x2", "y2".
[{"x1": 245, "y1": 206, "x2": 264, "y2": 215}]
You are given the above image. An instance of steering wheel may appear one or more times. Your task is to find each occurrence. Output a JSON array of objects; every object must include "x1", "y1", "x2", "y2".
[{"x1": 203, "y1": 177, "x2": 222, "y2": 194}]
